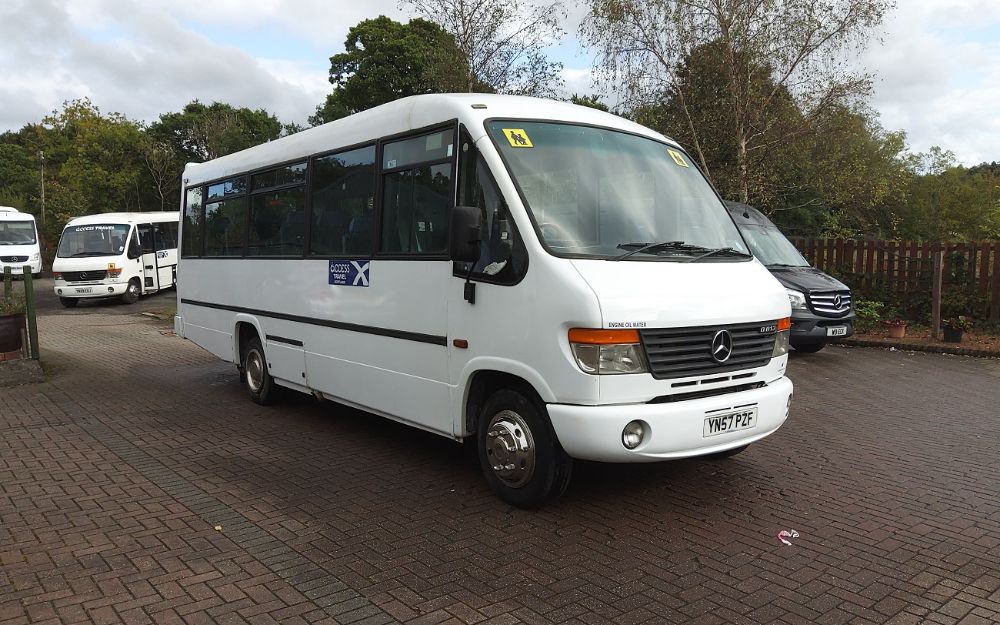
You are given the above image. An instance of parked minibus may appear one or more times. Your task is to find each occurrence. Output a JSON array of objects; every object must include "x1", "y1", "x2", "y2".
[
  {"x1": 0, "y1": 207, "x2": 42, "y2": 278},
  {"x1": 725, "y1": 201, "x2": 854, "y2": 352},
  {"x1": 53, "y1": 212, "x2": 179, "y2": 307},
  {"x1": 175, "y1": 94, "x2": 793, "y2": 507}
]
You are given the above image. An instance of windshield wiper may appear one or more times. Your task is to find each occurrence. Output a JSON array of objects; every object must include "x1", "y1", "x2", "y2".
[
  {"x1": 686, "y1": 247, "x2": 752, "y2": 262},
  {"x1": 613, "y1": 241, "x2": 703, "y2": 261},
  {"x1": 69, "y1": 252, "x2": 109, "y2": 257}
]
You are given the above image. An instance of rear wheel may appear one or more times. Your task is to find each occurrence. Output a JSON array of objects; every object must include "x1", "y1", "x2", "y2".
[
  {"x1": 120, "y1": 279, "x2": 140, "y2": 305},
  {"x1": 793, "y1": 342, "x2": 825, "y2": 353},
  {"x1": 243, "y1": 336, "x2": 278, "y2": 405},
  {"x1": 477, "y1": 388, "x2": 572, "y2": 508},
  {"x1": 60, "y1": 297, "x2": 78, "y2": 308}
]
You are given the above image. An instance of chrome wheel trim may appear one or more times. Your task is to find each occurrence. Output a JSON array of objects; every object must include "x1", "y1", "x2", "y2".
[
  {"x1": 246, "y1": 349, "x2": 265, "y2": 394},
  {"x1": 486, "y1": 409, "x2": 536, "y2": 488}
]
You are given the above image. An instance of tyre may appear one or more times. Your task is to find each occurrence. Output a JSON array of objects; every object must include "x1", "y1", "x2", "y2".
[
  {"x1": 477, "y1": 388, "x2": 572, "y2": 508},
  {"x1": 793, "y1": 342, "x2": 825, "y2": 353},
  {"x1": 120, "y1": 279, "x2": 140, "y2": 305},
  {"x1": 242, "y1": 336, "x2": 278, "y2": 405},
  {"x1": 60, "y1": 297, "x2": 78, "y2": 308},
  {"x1": 32, "y1": 273, "x2": 41, "y2": 280},
  {"x1": 705, "y1": 444, "x2": 749, "y2": 459}
]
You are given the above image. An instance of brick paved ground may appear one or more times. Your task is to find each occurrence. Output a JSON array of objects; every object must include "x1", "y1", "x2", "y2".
[{"x1": 2, "y1": 312, "x2": 999, "y2": 625}]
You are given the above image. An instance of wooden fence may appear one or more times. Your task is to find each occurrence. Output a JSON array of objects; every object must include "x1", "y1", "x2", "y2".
[{"x1": 788, "y1": 238, "x2": 1000, "y2": 323}]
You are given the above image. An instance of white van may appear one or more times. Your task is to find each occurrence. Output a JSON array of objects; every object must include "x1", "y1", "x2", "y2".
[
  {"x1": 0, "y1": 207, "x2": 42, "y2": 278},
  {"x1": 175, "y1": 94, "x2": 793, "y2": 507},
  {"x1": 52, "y1": 212, "x2": 179, "y2": 307}
]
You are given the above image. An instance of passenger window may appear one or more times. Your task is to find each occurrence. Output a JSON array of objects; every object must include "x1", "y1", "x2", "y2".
[
  {"x1": 252, "y1": 163, "x2": 307, "y2": 191},
  {"x1": 204, "y1": 197, "x2": 246, "y2": 256},
  {"x1": 138, "y1": 225, "x2": 156, "y2": 254},
  {"x1": 456, "y1": 131, "x2": 527, "y2": 283},
  {"x1": 154, "y1": 222, "x2": 177, "y2": 250},
  {"x1": 381, "y1": 128, "x2": 454, "y2": 255},
  {"x1": 182, "y1": 187, "x2": 203, "y2": 257},
  {"x1": 310, "y1": 146, "x2": 375, "y2": 256},
  {"x1": 249, "y1": 187, "x2": 306, "y2": 255}
]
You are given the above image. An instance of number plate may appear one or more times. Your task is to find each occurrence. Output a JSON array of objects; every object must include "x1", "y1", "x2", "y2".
[
  {"x1": 827, "y1": 326, "x2": 848, "y2": 337},
  {"x1": 703, "y1": 407, "x2": 758, "y2": 437},
  {"x1": 75, "y1": 287, "x2": 93, "y2": 294}
]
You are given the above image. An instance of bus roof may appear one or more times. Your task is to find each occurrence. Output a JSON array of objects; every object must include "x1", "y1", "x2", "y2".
[
  {"x1": 0, "y1": 207, "x2": 34, "y2": 222},
  {"x1": 184, "y1": 93, "x2": 678, "y2": 187},
  {"x1": 64, "y1": 212, "x2": 179, "y2": 228}
]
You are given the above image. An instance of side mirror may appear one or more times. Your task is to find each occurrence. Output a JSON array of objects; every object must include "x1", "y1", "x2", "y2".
[{"x1": 450, "y1": 205, "x2": 482, "y2": 263}]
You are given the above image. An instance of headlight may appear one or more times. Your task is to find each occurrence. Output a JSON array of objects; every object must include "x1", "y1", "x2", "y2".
[
  {"x1": 786, "y1": 289, "x2": 807, "y2": 310},
  {"x1": 31, "y1": 253, "x2": 40, "y2": 261},
  {"x1": 773, "y1": 317, "x2": 791, "y2": 357},
  {"x1": 569, "y1": 329, "x2": 648, "y2": 375}
]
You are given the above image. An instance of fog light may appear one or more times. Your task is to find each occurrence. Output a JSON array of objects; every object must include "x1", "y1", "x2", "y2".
[
  {"x1": 622, "y1": 420, "x2": 646, "y2": 450},
  {"x1": 108, "y1": 287, "x2": 114, "y2": 293},
  {"x1": 57, "y1": 288, "x2": 62, "y2": 294}
]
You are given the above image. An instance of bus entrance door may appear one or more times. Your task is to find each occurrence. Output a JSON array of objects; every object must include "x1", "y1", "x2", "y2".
[{"x1": 137, "y1": 224, "x2": 160, "y2": 293}]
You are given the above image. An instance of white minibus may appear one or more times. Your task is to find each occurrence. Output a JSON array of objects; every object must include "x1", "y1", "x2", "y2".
[
  {"x1": 175, "y1": 94, "x2": 793, "y2": 507},
  {"x1": 0, "y1": 207, "x2": 42, "y2": 278},
  {"x1": 53, "y1": 212, "x2": 179, "y2": 307}
]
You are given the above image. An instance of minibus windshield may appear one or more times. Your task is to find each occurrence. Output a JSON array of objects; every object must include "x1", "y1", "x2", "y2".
[
  {"x1": 489, "y1": 121, "x2": 748, "y2": 260},
  {"x1": 0, "y1": 221, "x2": 37, "y2": 245},
  {"x1": 57, "y1": 224, "x2": 130, "y2": 258},
  {"x1": 738, "y1": 223, "x2": 810, "y2": 267}
]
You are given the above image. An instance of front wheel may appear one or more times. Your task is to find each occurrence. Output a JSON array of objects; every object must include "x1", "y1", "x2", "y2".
[
  {"x1": 120, "y1": 279, "x2": 140, "y2": 305},
  {"x1": 793, "y1": 342, "x2": 825, "y2": 353},
  {"x1": 477, "y1": 389, "x2": 572, "y2": 508},
  {"x1": 243, "y1": 336, "x2": 279, "y2": 405}
]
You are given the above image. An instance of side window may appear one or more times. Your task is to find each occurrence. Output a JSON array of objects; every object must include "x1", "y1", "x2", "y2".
[
  {"x1": 249, "y1": 163, "x2": 307, "y2": 256},
  {"x1": 456, "y1": 130, "x2": 527, "y2": 283},
  {"x1": 204, "y1": 178, "x2": 246, "y2": 256},
  {"x1": 138, "y1": 224, "x2": 156, "y2": 254},
  {"x1": 309, "y1": 146, "x2": 375, "y2": 256},
  {"x1": 154, "y1": 222, "x2": 177, "y2": 250},
  {"x1": 181, "y1": 187, "x2": 203, "y2": 257},
  {"x1": 380, "y1": 129, "x2": 454, "y2": 254}
]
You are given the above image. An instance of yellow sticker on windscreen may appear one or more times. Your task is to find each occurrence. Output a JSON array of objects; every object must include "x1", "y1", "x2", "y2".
[
  {"x1": 502, "y1": 128, "x2": 533, "y2": 148},
  {"x1": 667, "y1": 149, "x2": 689, "y2": 167}
]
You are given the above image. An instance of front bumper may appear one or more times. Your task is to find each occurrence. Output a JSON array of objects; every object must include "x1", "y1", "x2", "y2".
[
  {"x1": 54, "y1": 282, "x2": 128, "y2": 298},
  {"x1": 0, "y1": 260, "x2": 41, "y2": 276},
  {"x1": 547, "y1": 376, "x2": 793, "y2": 462},
  {"x1": 790, "y1": 309, "x2": 854, "y2": 344}
]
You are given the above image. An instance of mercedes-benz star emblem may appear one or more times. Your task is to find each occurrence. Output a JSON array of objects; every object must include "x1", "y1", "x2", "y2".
[
  {"x1": 711, "y1": 329, "x2": 733, "y2": 363},
  {"x1": 833, "y1": 294, "x2": 842, "y2": 308}
]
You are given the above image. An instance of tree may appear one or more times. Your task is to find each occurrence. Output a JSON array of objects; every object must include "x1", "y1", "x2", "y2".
[
  {"x1": 312, "y1": 17, "x2": 472, "y2": 125},
  {"x1": 582, "y1": 0, "x2": 892, "y2": 203},
  {"x1": 403, "y1": 0, "x2": 565, "y2": 96},
  {"x1": 148, "y1": 101, "x2": 283, "y2": 163},
  {"x1": 569, "y1": 94, "x2": 610, "y2": 111}
]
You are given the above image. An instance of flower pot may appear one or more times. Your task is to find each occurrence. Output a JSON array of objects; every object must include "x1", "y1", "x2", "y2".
[
  {"x1": 0, "y1": 312, "x2": 25, "y2": 353},
  {"x1": 942, "y1": 326, "x2": 963, "y2": 343},
  {"x1": 887, "y1": 325, "x2": 906, "y2": 339}
]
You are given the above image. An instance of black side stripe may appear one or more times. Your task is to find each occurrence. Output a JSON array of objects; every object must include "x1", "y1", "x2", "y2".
[
  {"x1": 182, "y1": 299, "x2": 448, "y2": 346},
  {"x1": 265, "y1": 335, "x2": 303, "y2": 347}
]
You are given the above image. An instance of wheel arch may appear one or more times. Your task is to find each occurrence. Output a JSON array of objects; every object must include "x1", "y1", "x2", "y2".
[
  {"x1": 233, "y1": 315, "x2": 265, "y2": 365},
  {"x1": 460, "y1": 364, "x2": 552, "y2": 439}
]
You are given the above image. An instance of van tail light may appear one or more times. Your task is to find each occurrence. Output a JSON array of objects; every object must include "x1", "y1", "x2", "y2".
[
  {"x1": 569, "y1": 328, "x2": 648, "y2": 375},
  {"x1": 107, "y1": 268, "x2": 122, "y2": 278}
]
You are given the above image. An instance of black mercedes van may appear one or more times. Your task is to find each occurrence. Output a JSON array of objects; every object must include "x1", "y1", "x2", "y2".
[{"x1": 726, "y1": 202, "x2": 854, "y2": 353}]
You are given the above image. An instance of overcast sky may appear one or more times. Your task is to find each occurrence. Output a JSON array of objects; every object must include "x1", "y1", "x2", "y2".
[{"x1": 1, "y1": 0, "x2": 997, "y2": 165}]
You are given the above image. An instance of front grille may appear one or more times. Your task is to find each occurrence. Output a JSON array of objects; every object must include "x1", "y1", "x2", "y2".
[
  {"x1": 808, "y1": 290, "x2": 852, "y2": 317},
  {"x1": 640, "y1": 321, "x2": 777, "y2": 380},
  {"x1": 0, "y1": 256, "x2": 28, "y2": 263},
  {"x1": 63, "y1": 270, "x2": 107, "y2": 282}
]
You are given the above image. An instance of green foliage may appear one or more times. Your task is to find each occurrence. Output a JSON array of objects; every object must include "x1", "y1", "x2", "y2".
[
  {"x1": 0, "y1": 292, "x2": 25, "y2": 316},
  {"x1": 313, "y1": 17, "x2": 471, "y2": 124},
  {"x1": 941, "y1": 315, "x2": 973, "y2": 331},
  {"x1": 896, "y1": 157, "x2": 1000, "y2": 241},
  {"x1": 569, "y1": 94, "x2": 609, "y2": 112},
  {"x1": 148, "y1": 101, "x2": 283, "y2": 162},
  {"x1": 853, "y1": 300, "x2": 886, "y2": 332}
]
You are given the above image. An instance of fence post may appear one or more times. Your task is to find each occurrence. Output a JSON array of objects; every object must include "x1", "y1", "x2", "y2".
[
  {"x1": 931, "y1": 250, "x2": 944, "y2": 340},
  {"x1": 22, "y1": 266, "x2": 39, "y2": 360},
  {"x1": 3, "y1": 266, "x2": 10, "y2": 299}
]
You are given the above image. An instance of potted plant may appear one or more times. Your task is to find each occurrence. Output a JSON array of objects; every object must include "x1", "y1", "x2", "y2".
[
  {"x1": 882, "y1": 318, "x2": 908, "y2": 339},
  {"x1": 0, "y1": 292, "x2": 26, "y2": 353},
  {"x1": 941, "y1": 315, "x2": 972, "y2": 343}
]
